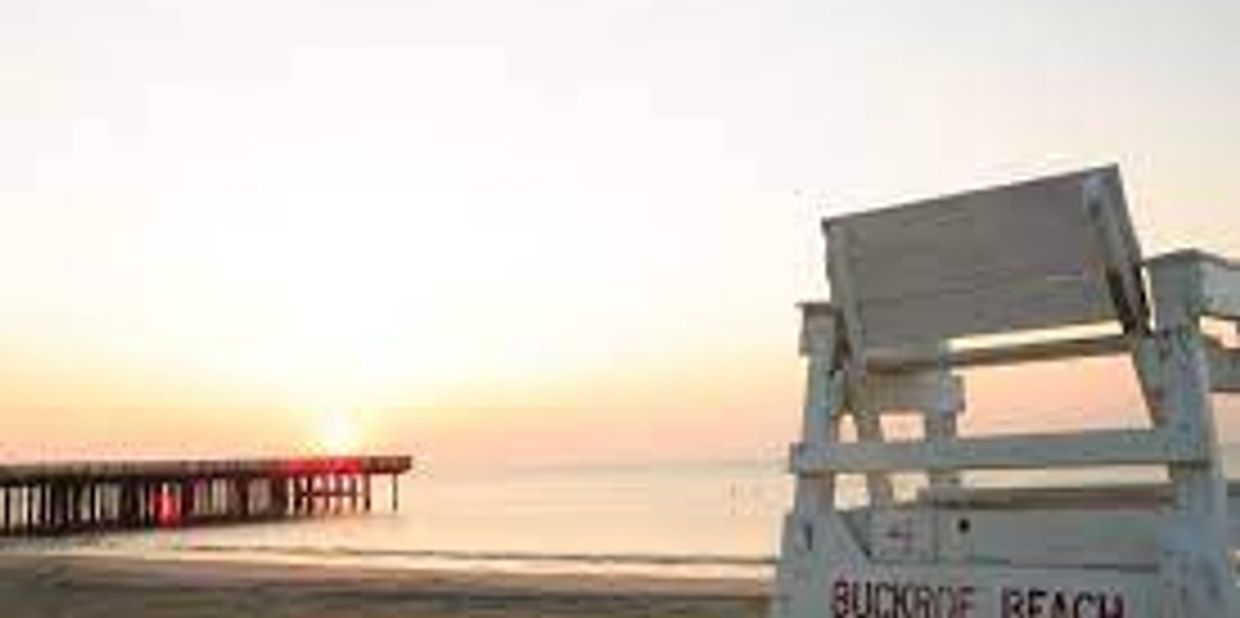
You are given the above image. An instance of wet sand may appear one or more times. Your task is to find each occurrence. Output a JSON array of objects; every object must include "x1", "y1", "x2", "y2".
[{"x1": 0, "y1": 553, "x2": 768, "y2": 617}]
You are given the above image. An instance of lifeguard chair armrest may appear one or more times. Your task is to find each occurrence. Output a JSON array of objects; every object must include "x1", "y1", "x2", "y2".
[
  {"x1": 790, "y1": 427, "x2": 1208, "y2": 473},
  {"x1": 1147, "y1": 249, "x2": 1240, "y2": 325},
  {"x1": 1147, "y1": 250, "x2": 1240, "y2": 393}
]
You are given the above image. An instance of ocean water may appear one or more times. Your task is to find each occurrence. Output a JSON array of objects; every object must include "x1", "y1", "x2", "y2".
[
  {"x1": 16, "y1": 445, "x2": 1240, "y2": 578},
  {"x1": 34, "y1": 458, "x2": 794, "y2": 579}
]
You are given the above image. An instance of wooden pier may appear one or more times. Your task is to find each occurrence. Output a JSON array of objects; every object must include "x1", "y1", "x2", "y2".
[{"x1": 0, "y1": 455, "x2": 411, "y2": 536}]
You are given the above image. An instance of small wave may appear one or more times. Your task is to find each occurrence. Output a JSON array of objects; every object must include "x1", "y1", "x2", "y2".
[{"x1": 170, "y1": 543, "x2": 776, "y2": 568}]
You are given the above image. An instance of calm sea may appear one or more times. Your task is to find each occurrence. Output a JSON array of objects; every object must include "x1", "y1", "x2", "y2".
[{"x1": 13, "y1": 445, "x2": 1240, "y2": 578}]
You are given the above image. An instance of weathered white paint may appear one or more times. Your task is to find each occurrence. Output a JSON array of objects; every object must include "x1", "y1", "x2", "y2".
[
  {"x1": 792, "y1": 427, "x2": 1206, "y2": 473},
  {"x1": 1082, "y1": 172, "x2": 1148, "y2": 333},
  {"x1": 1208, "y1": 342, "x2": 1240, "y2": 393},
  {"x1": 867, "y1": 333, "x2": 1131, "y2": 373},
  {"x1": 823, "y1": 167, "x2": 1133, "y2": 346},
  {"x1": 772, "y1": 166, "x2": 1240, "y2": 618},
  {"x1": 930, "y1": 508, "x2": 1162, "y2": 569},
  {"x1": 1149, "y1": 251, "x2": 1240, "y2": 325},
  {"x1": 850, "y1": 371, "x2": 963, "y2": 418}
]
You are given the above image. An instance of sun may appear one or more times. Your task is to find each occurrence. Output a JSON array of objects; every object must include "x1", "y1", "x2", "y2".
[{"x1": 316, "y1": 409, "x2": 362, "y2": 455}]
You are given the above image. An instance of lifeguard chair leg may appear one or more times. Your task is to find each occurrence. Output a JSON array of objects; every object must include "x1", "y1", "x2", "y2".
[
  {"x1": 1147, "y1": 257, "x2": 1237, "y2": 616},
  {"x1": 772, "y1": 303, "x2": 846, "y2": 618},
  {"x1": 1151, "y1": 328, "x2": 1235, "y2": 616}
]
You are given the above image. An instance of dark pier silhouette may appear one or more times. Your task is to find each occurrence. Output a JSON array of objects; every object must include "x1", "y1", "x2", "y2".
[{"x1": 0, "y1": 455, "x2": 412, "y2": 536}]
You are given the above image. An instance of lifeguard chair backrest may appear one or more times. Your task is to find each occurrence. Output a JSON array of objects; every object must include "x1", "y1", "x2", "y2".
[{"x1": 824, "y1": 166, "x2": 1145, "y2": 349}]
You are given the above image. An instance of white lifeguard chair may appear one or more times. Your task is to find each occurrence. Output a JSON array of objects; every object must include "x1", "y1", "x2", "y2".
[{"x1": 772, "y1": 166, "x2": 1240, "y2": 617}]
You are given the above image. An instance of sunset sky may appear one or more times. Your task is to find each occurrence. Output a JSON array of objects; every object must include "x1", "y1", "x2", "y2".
[{"x1": 1, "y1": 1, "x2": 1237, "y2": 467}]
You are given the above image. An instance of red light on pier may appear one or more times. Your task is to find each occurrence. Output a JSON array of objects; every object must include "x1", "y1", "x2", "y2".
[{"x1": 157, "y1": 488, "x2": 180, "y2": 527}]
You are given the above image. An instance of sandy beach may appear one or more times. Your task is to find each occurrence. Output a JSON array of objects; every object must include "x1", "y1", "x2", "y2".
[{"x1": 0, "y1": 553, "x2": 768, "y2": 617}]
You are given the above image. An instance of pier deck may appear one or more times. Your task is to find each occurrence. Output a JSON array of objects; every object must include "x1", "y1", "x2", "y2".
[{"x1": 0, "y1": 455, "x2": 412, "y2": 536}]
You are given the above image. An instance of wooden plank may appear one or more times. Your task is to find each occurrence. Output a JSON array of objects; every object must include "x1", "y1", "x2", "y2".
[
  {"x1": 824, "y1": 167, "x2": 1133, "y2": 345},
  {"x1": 833, "y1": 167, "x2": 1118, "y2": 264},
  {"x1": 822, "y1": 226, "x2": 868, "y2": 369},
  {"x1": 854, "y1": 370, "x2": 963, "y2": 414},
  {"x1": 851, "y1": 411, "x2": 895, "y2": 505},
  {"x1": 867, "y1": 333, "x2": 1131, "y2": 373},
  {"x1": 1199, "y1": 251, "x2": 1240, "y2": 319},
  {"x1": 777, "y1": 511, "x2": 1162, "y2": 617},
  {"x1": 1082, "y1": 173, "x2": 1148, "y2": 332},
  {"x1": 919, "y1": 480, "x2": 1240, "y2": 511},
  {"x1": 925, "y1": 486, "x2": 1240, "y2": 559},
  {"x1": 857, "y1": 276, "x2": 1115, "y2": 347},
  {"x1": 877, "y1": 506, "x2": 1162, "y2": 569},
  {"x1": 824, "y1": 229, "x2": 895, "y2": 504},
  {"x1": 869, "y1": 508, "x2": 936, "y2": 562},
  {"x1": 846, "y1": 228, "x2": 1098, "y2": 303},
  {"x1": 931, "y1": 508, "x2": 1161, "y2": 569},
  {"x1": 792, "y1": 428, "x2": 1205, "y2": 473},
  {"x1": 1207, "y1": 341, "x2": 1240, "y2": 393},
  {"x1": 813, "y1": 558, "x2": 1159, "y2": 617}
]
